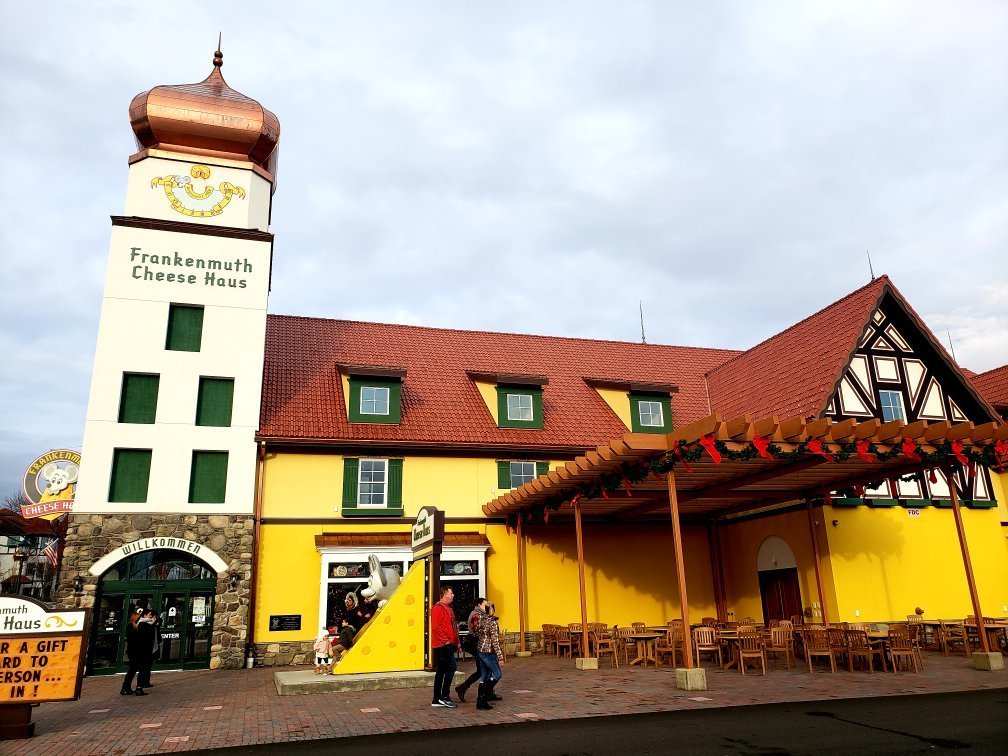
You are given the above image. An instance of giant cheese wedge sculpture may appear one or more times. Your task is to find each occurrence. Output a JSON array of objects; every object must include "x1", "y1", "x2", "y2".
[{"x1": 334, "y1": 561, "x2": 426, "y2": 674}]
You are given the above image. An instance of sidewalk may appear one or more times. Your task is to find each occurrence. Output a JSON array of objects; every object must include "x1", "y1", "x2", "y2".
[{"x1": 9, "y1": 652, "x2": 1007, "y2": 755}]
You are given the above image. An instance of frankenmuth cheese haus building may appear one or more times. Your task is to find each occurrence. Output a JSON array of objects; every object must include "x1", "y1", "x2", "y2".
[{"x1": 56, "y1": 50, "x2": 1008, "y2": 679}]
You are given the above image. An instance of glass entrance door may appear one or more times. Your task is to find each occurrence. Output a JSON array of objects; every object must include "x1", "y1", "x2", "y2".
[
  {"x1": 184, "y1": 591, "x2": 215, "y2": 669},
  {"x1": 155, "y1": 592, "x2": 188, "y2": 667}
]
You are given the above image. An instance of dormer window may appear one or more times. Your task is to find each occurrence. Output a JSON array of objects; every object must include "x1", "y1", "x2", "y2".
[
  {"x1": 497, "y1": 384, "x2": 544, "y2": 429},
  {"x1": 342, "y1": 365, "x2": 406, "y2": 425},
  {"x1": 630, "y1": 392, "x2": 673, "y2": 433}
]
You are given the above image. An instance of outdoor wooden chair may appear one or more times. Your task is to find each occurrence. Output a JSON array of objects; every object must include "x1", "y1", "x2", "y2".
[
  {"x1": 737, "y1": 631, "x2": 767, "y2": 675},
  {"x1": 889, "y1": 628, "x2": 919, "y2": 673},
  {"x1": 631, "y1": 622, "x2": 646, "y2": 632},
  {"x1": 656, "y1": 628, "x2": 684, "y2": 668},
  {"x1": 768, "y1": 618, "x2": 781, "y2": 629},
  {"x1": 693, "y1": 626, "x2": 723, "y2": 668},
  {"x1": 939, "y1": 620, "x2": 969, "y2": 657},
  {"x1": 739, "y1": 617, "x2": 756, "y2": 626},
  {"x1": 555, "y1": 628, "x2": 573, "y2": 658},
  {"x1": 701, "y1": 617, "x2": 719, "y2": 627},
  {"x1": 905, "y1": 621, "x2": 925, "y2": 670},
  {"x1": 541, "y1": 624, "x2": 558, "y2": 656},
  {"x1": 803, "y1": 629, "x2": 837, "y2": 673},
  {"x1": 827, "y1": 627, "x2": 850, "y2": 669},
  {"x1": 846, "y1": 630, "x2": 886, "y2": 673},
  {"x1": 614, "y1": 626, "x2": 636, "y2": 665},
  {"x1": 789, "y1": 614, "x2": 805, "y2": 626},
  {"x1": 764, "y1": 626, "x2": 795, "y2": 669},
  {"x1": 778, "y1": 620, "x2": 793, "y2": 628},
  {"x1": 592, "y1": 629, "x2": 619, "y2": 668}
]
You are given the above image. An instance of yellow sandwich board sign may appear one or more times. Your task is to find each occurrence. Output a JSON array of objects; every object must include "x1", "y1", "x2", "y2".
[{"x1": 0, "y1": 596, "x2": 89, "y2": 739}]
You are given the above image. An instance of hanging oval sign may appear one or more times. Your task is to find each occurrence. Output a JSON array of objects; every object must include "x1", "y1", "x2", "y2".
[{"x1": 21, "y1": 449, "x2": 80, "y2": 520}]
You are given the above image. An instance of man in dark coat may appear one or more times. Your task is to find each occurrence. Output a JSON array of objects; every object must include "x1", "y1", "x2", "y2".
[{"x1": 120, "y1": 609, "x2": 155, "y2": 696}]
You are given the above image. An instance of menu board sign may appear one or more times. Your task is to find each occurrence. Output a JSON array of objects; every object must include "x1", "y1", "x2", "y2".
[{"x1": 0, "y1": 596, "x2": 89, "y2": 704}]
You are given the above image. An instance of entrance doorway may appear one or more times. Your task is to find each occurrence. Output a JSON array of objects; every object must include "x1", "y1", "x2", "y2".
[
  {"x1": 89, "y1": 550, "x2": 217, "y2": 675},
  {"x1": 758, "y1": 568, "x2": 802, "y2": 624}
]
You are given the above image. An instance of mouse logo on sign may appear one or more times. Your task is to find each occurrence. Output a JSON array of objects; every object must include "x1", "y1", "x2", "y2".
[{"x1": 22, "y1": 449, "x2": 80, "y2": 520}]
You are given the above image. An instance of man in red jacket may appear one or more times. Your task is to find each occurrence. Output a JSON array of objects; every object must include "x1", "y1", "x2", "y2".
[{"x1": 430, "y1": 585, "x2": 459, "y2": 707}]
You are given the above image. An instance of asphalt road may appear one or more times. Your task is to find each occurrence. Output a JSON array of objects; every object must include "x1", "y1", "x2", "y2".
[{"x1": 193, "y1": 689, "x2": 1008, "y2": 755}]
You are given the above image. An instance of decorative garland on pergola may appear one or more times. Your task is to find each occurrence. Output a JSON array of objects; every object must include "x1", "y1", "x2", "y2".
[{"x1": 504, "y1": 436, "x2": 1008, "y2": 530}]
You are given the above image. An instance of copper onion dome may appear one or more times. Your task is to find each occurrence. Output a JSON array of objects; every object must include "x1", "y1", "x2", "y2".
[{"x1": 129, "y1": 45, "x2": 280, "y2": 175}]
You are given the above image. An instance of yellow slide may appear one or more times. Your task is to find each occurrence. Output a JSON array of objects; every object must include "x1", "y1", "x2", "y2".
[{"x1": 334, "y1": 561, "x2": 426, "y2": 674}]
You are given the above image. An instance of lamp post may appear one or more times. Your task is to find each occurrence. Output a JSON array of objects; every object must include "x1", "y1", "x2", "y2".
[{"x1": 13, "y1": 539, "x2": 31, "y2": 596}]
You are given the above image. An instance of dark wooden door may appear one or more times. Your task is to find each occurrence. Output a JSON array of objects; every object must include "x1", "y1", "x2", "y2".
[{"x1": 758, "y1": 568, "x2": 802, "y2": 624}]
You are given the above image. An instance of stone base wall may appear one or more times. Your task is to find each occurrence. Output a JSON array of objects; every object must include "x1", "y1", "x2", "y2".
[
  {"x1": 56, "y1": 513, "x2": 254, "y2": 671},
  {"x1": 251, "y1": 641, "x2": 314, "y2": 667}
]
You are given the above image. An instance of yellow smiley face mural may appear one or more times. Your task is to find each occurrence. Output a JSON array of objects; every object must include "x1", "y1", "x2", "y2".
[{"x1": 151, "y1": 164, "x2": 246, "y2": 218}]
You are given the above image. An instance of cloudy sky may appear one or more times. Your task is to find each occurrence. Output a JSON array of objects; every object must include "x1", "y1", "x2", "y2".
[{"x1": 1, "y1": 1, "x2": 1006, "y2": 495}]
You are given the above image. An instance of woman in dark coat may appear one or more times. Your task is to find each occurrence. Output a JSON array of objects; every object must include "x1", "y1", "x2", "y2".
[{"x1": 120, "y1": 609, "x2": 154, "y2": 696}]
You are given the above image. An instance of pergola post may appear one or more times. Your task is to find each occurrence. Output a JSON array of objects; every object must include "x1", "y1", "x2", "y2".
[
  {"x1": 667, "y1": 470, "x2": 694, "y2": 669},
  {"x1": 573, "y1": 499, "x2": 595, "y2": 668},
  {"x1": 707, "y1": 521, "x2": 727, "y2": 623},
  {"x1": 516, "y1": 514, "x2": 527, "y2": 654},
  {"x1": 946, "y1": 466, "x2": 991, "y2": 656},
  {"x1": 805, "y1": 499, "x2": 830, "y2": 626}
]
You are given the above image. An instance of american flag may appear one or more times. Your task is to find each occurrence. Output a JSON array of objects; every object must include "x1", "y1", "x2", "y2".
[{"x1": 43, "y1": 540, "x2": 59, "y2": 569}]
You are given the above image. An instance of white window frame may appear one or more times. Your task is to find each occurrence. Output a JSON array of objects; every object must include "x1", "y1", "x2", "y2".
[
  {"x1": 359, "y1": 385, "x2": 390, "y2": 416},
  {"x1": 357, "y1": 458, "x2": 388, "y2": 508},
  {"x1": 878, "y1": 390, "x2": 905, "y2": 422},
  {"x1": 638, "y1": 400, "x2": 664, "y2": 428},
  {"x1": 507, "y1": 392, "x2": 534, "y2": 421},
  {"x1": 317, "y1": 546, "x2": 487, "y2": 635},
  {"x1": 509, "y1": 461, "x2": 536, "y2": 489}
]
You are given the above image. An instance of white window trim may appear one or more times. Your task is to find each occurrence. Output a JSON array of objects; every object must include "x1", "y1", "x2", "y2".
[
  {"x1": 316, "y1": 545, "x2": 488, "y2": 634},
  {"x1": 359, "y1": 386, "x2": 391, "y2": 416},
  {"x1": 638, "y1": 400, "x2": 664, "y2": 427},
  {"x1": 878, "y1": 390, "x2": 905, "y2": 422},
  {"x1": 509, "y1": 461, "x2": 536, "y2": 489},
  {"x1": 507, "y1": 392, "x2": 534, "y2": 421},
  {"x1": 357, "y1": 458, "x2": 388, "y2": 508}
]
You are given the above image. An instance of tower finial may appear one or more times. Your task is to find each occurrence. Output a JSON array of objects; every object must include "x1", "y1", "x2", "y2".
[{"x1": 213, "y1": 33, "x2": 223, "y2": 68}]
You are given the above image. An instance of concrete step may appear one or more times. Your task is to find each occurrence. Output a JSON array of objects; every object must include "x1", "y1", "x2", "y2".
[{"x1": 274, "y1": 669, "x2": 467, "y2": 695}]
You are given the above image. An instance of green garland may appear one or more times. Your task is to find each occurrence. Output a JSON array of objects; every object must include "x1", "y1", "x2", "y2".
[{"x1": 513, "y1": 435, "x2": 1007, "y2": 524}]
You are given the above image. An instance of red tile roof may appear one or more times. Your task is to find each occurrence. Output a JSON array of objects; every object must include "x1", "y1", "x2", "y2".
[
  {"x1": 971, "y1": 364, "x2": 1008, "y2": 411},
  {"x1": 259, "y1": 318, "x2": 739, "y2": 449},
  {"x1": 705, "y1": 277, "x2": 890, "y2": 420}
]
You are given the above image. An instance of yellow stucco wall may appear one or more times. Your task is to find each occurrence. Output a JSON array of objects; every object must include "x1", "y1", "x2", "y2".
[
  {"x1": 594, "y1": 387, "x2": 632, "y2": 430},
  {"x1": 823, "y1": 505, "x2": 1008, "y2": 620}
]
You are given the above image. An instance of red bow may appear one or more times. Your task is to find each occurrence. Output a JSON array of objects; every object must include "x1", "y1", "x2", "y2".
[
  {"x1": 544, "y1": 509, "x2": 549, "y2": 524},
  {"x1": 671, "y1": 441, "x2": 693, "y2": 473},
  {"x1": 824, "y1": 491, "x2": 833, "y2": 505},
  {"x1": 928, "y1": 469, "x2": 938, "y2": 484},
  {"x1": 601, "y1": 486, "x2": 610, "y2": 500},
  {"x1": 995, "y1": 440, "x2": 1008, "y2": 469},
  {"x1": 753, "y1": 435, "x2": 772, "y2": 459},
  {"x1": 854, "y1": 484, "x2": 865, "y2": 497},
  {"x1": 808, "y1": 438, "x2": 835, "y2": 462},
  {"x1": 570, "y1": 494, "x2": 581, "y2": 509},
  {"x1": 901, "y1": 438, "x2": 921, "y2": 461},
  {"x1": 623, "y1": 478, "x2": 633, "y2": 498},
  {"x1": 856, "y1": 440, "x2": 876, "y2": 463},
  {"x1": 700, "y1": 434, "x2": 722, "y2": 464},
  {"x1": 951, "y1": 440, "x2": 969, "y2": 467}
]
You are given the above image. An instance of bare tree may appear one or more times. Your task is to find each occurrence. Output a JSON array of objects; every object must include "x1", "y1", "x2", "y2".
[{"x1": 2, "y1": 491, "x2": 29, "y2": 513}]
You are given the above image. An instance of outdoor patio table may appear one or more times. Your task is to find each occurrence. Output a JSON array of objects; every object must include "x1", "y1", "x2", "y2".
[
  {"x1": 965, "y1": 622, "x2": 1008, "y2": 654},
  {"x1": 627, "y1": 633, "x2": 662, "y2": 666},
  {"x1": 719, "y1": 629, "x2": 740, "y2": 670}
]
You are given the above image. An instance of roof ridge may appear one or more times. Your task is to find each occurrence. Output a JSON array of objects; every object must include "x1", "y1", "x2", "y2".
[
  {"x1": 706, "y1": 275, "x2": 889, "y2": 376},
  {"x1": 266, "y1": 312, "x2": 742, "y2": 354}
]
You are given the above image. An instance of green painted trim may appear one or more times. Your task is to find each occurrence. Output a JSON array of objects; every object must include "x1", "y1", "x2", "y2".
[
  {"x1": 933, "y1": 499, "x2": 953, "y2": 509},
  {"x1": 497, "y1": 460, "x2": 511, "y2": 489},
  {"x1": 195, "y1": 377, "x2": 234, "y2": 427},
  {"x1": 118, "y1": 373, "x2": 159, "y2": 424},
  {"x1": 899, "y1": 498, "x2": 933, "y2": 508},
  {"x1": 165, "y1": 304, "x2": 204, "y2": 352},
  {"x1": 189, "y1": 451, "x2": 228, "y2": 503},
  {"x1": 536, "y1": 461, "x2": 550, "y2": 478},
  {"x1": 387, "y1": 458, "x2": 403, "y2": 506},
  {"x1": 497, "y1": 385, "x2": 544, "y2": 429},
  {"x1": 966, "y1": 499, "x2": 997, "y2": 509},
  {"x1": 830, "y1": 497, "x2": 863, "y2": 508},
  {"x1": 342, "y1": 458, "x2": 359, "y2": 505},
  {"x1": 866, "y1": 498, "x2": 899, "y2": 508},
  {"x1": 629, "y1": 393, "x2": 673, "y2": 433},
  {"x1": 108, "y1": 449, "x2": 152, "y2": 503},
  {"x1": 340, "y1": 506, "x2": 405, "y2": 518},
  {"x1": 348, "y1": 378, "x2": 401, "y2": 424}
]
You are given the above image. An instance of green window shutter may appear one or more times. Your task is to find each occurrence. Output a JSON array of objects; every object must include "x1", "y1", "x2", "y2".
[
  {"x1": 630, "y1": 394, "x2": 673, "y2": 433},
  {"x1": 348, "y1": 378, "x2": 402, "y2": 424},
  {"x1": 118, "y1": 374, "x2": 159, "y2": 424},
  {"x1": 189, "y1": 451, "x2": 228, "y2": 503},
  {"x1": 166, "y1": 304, "x2": 204, "y2": 352},
  {"x1": 108, "y1": 449, "x2": 152, "y2": 503},
  {"x1": 497, "y1": 461, "x2": 511, "y2": 489},
  {"x1": 342, "y1": 458, "x2": 359, "y2": 505},
  {"x1": 536, "y1": 461, "x2": 550, "y2": 478},
  {"x1": 497, "y1": 385, "x2": 544, "y2": 429},
  {"x1": 387, "y1": 459, "x2": 403, "y2": 506},
  {"x1": 196, "y1": 378, "x2": 235, "y2": 427}
]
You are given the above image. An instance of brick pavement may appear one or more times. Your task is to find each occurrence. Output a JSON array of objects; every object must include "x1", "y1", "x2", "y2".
[{"x1": 7, "y1": 652, "x2": 1007, "y2": 755}]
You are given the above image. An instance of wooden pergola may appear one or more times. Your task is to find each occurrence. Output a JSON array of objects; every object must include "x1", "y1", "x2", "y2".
[{"x1": 485, "y1": 413, "x2": 1008, "y2": 667}]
